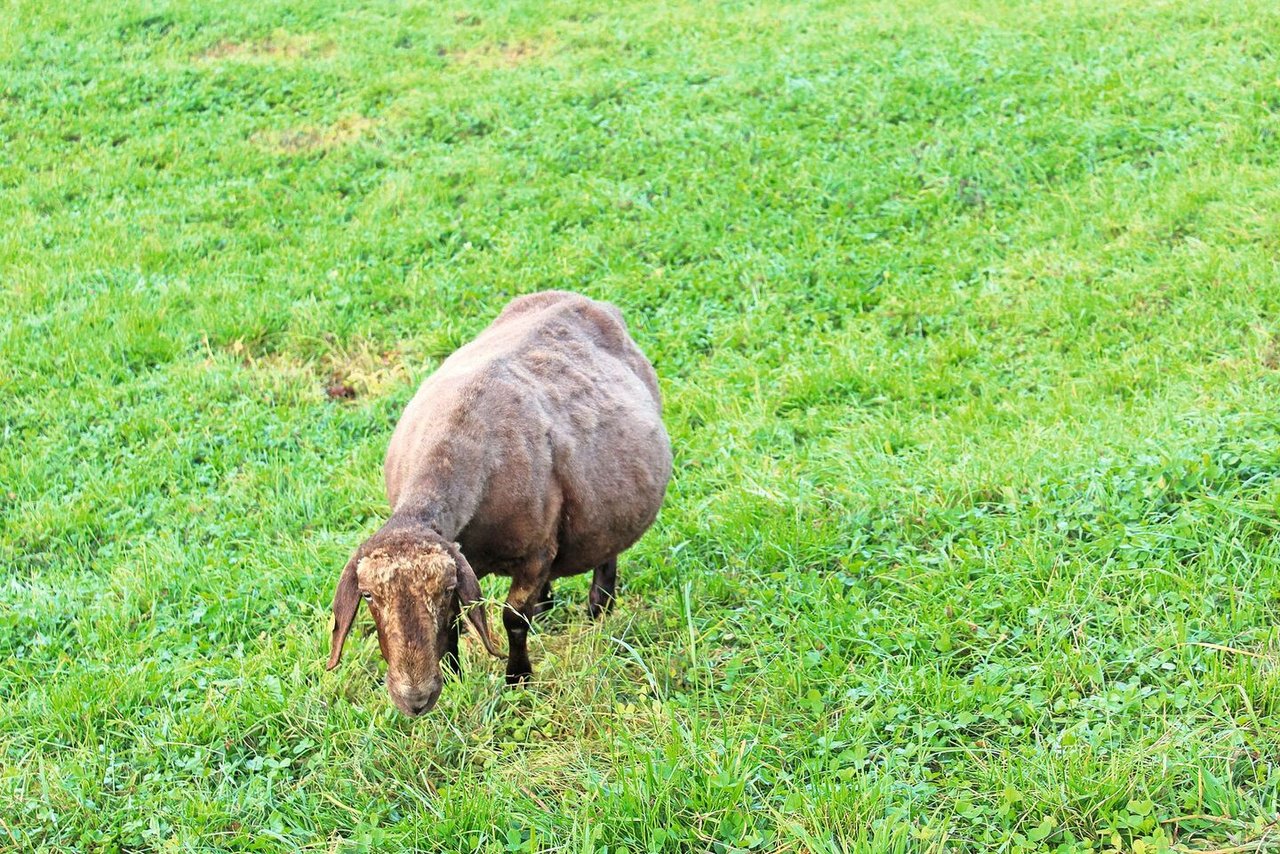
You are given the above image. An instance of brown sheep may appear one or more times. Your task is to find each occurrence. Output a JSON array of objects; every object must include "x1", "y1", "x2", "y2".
[{"x1": 326, "y1": 291, "x2": 672, "y2": 715}]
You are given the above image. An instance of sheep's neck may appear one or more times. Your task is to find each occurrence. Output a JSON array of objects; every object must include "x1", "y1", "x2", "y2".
[
  {"x1": 388, "y1": 492, "x2": 472, "y2": 542},
  {"x1": 386, "y1": 434, "x2": 486, "y2": 542},
  {"x1": 384, "y1": 501, "x2": 455, "y2": 540}
]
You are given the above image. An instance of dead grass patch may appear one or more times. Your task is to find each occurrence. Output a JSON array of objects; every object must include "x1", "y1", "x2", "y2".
[
  {"x1": 1263, "y1": 344, "x2": 1280, "y2": 371},
  {"x1": 447, "y1": 38, "x2": 552, "y2": 69},
  {"x1": 251, "y1": 116, "x2": 377, "y2": 154},
  {"x1": 321, "y1": 341, "x2": 416, "y2": 400},
  {"x1": 197, "y1": 32, "x2": 335, "y2": 64},
  {"x1": 230, "y1": 338, "x2": 418, "y2": 401}
]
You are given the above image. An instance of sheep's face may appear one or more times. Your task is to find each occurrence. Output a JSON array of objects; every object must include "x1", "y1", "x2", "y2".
[{"x1": 354, "y1": 544, "x2": 458, "y2": 716}]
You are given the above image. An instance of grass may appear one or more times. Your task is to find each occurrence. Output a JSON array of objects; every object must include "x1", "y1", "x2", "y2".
[{"x1": 2, "y1": 0, "x2": 1280, "y2": 850}]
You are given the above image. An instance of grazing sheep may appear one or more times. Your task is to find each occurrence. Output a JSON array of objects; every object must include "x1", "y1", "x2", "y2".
[{"x1": 326, "y1": 291, "x2": 672, "y2": 716}]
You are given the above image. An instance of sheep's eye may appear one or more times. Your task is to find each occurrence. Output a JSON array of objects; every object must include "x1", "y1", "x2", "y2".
[{"x1": 360, "y1": 591, "x2": 373, "y2": 601}]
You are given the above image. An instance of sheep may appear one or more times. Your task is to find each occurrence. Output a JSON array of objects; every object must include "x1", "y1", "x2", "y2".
[{"x1": 326, "y1": 290, "x2": 673, "y2": 716}]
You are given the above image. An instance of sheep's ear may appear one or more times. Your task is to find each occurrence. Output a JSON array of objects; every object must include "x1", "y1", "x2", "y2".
[
  {"x1": 327, "y1": 556, "x2": 361, "y2": 670},
  {"x1": 446, "y1": 542, "x2": 504, "y2": 659}
]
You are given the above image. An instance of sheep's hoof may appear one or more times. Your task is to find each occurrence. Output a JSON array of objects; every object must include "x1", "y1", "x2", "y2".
[
  {"x1": 505, "y1": 669, "x2": 532, "y2": 686},
  {"x1": 587, "y1": 595, "x2": 615, "y2": 621}
]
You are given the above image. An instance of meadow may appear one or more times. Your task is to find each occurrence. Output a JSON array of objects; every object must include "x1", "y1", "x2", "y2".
[{"x1": 3, "y1": 0, "x2": 1280, "y2": 850}]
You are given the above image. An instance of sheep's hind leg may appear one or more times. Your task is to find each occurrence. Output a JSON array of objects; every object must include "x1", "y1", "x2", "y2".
[
  {"x1": 588, "y1": 556, "x2": 618, "y2": 620},
  {"x1": 531, "y1": 581, "x2": 555, "y2": 622}
]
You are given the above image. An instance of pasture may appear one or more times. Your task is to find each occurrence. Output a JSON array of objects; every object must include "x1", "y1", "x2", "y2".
[{"x1": 3, "y1": 0, "x2": 1280, "y2": 850}]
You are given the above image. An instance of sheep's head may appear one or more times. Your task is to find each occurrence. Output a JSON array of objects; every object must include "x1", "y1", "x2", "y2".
[{"x1": 326, "y1": 532, "x2": 501, "y2": 716}]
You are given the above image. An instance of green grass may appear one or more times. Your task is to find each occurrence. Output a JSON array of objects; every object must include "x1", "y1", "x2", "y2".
[{"x1": 3, "y1": 0, "x2": 1280, "y2": 850}]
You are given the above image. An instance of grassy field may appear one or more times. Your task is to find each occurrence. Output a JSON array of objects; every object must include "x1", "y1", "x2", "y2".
[{"x1": 3, "y1": 0, "x2": 1280, "y2": 850}]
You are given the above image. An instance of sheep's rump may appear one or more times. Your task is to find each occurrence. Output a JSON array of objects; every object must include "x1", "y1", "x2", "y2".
[{"x1": 386, "y1": 291, "x2": 672, "y2": 578}]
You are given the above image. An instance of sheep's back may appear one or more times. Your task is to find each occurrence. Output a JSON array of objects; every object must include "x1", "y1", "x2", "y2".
[
  {"x1": 386, "y1": 291, "x2": 670, "y2": 572},
  {"x1": 481, "y1": 294, "x2": 671, "y2": 571}
]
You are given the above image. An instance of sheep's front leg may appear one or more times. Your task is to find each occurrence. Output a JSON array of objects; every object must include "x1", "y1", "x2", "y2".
[
  {"x1": 588, "y1": 556, "x2": 618, "y2": 620},
  {"x1": 503, "y1": 572, "x2": 549, "y2": 685}
]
